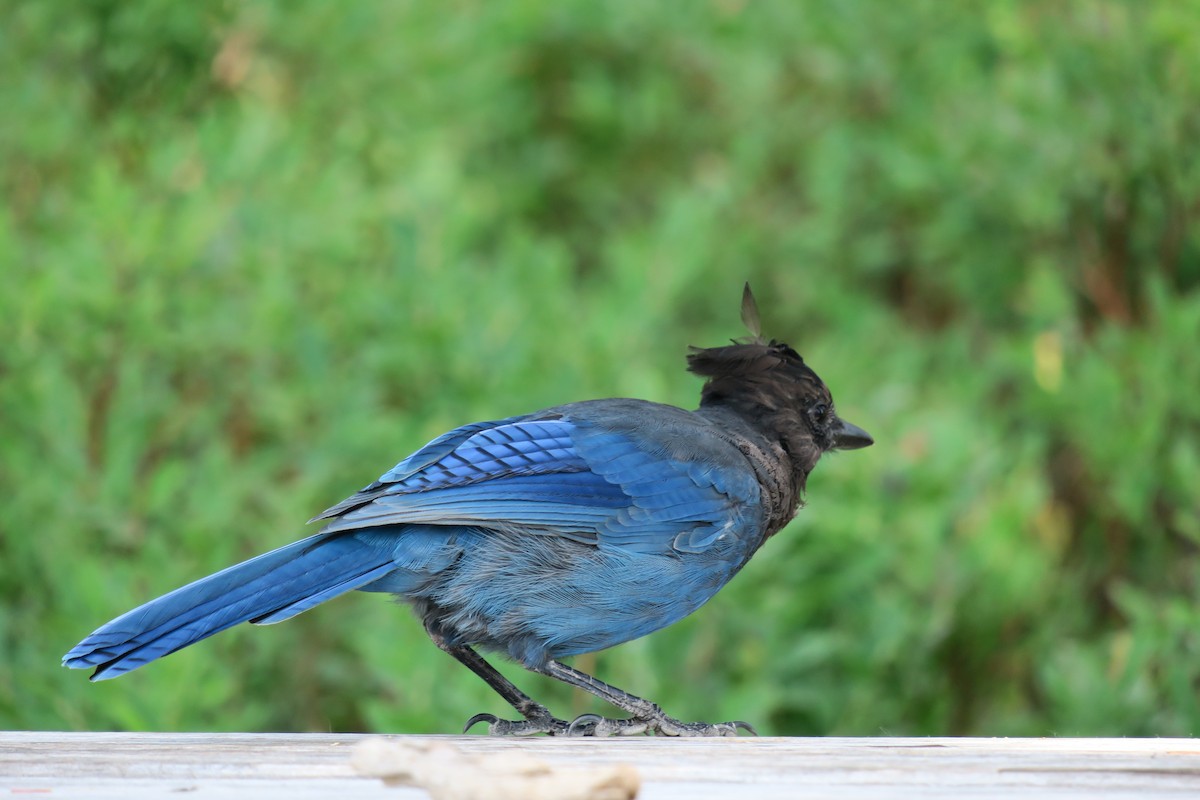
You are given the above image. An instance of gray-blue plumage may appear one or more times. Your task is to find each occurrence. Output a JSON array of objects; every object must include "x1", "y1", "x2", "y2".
[{"x1": 63, "y1": 286, "x2": 873, "y2": 736}]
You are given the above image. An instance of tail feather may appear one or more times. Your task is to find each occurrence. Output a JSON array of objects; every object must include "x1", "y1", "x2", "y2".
[
  {"x1": 62, "y1": 533, "x2": 396, "y2": 680},
  {"x1": 249, "y1": 563, "x2": 396, "y2": 625}
]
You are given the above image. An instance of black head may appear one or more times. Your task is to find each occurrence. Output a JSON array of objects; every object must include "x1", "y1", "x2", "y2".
[{"x1": 688, "y1": 284, "x2": 873, "y2": 472}]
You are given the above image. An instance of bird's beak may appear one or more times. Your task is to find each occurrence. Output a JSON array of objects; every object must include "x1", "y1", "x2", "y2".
[{"x1": 832, "y1": 418, "x2": 873, "y2": 451}]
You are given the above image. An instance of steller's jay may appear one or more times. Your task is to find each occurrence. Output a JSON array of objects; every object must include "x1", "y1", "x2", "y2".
[{"x1": 64, "y1": 285, "x2": 872, "y2": 736}]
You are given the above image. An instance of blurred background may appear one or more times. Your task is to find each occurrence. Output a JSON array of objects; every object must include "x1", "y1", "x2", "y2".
[{"x1": 2, "y1": 0, "x2": 1198, "y2": 736}]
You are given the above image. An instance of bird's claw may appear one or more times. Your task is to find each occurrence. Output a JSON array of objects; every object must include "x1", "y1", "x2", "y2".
[
  {"x1": 566, "y1": 712, "x2": 757, "y2": 737},
  {"x1": 659, "y1": 718, "x2": 757, "y2": 737},
  {"x1": 463, "y1": 711, "x2": 569, "y2": 736},
  {"x1": 566, "y1": 713, "x2": 605, "y2": 736},
  {"x1": 565, "y1": 714, "x2": 649, "y2": 736},
  {"x1": 463, "y1": 712, "x2": 499, "y2": 734}
]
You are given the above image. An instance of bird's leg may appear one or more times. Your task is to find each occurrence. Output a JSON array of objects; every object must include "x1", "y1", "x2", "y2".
[
  {"x1": 537, "y1": 659, "x2": 756, "y2": 737},
  {"x1": 426, "y1": 629, "x2": 568, "y2": 735}
]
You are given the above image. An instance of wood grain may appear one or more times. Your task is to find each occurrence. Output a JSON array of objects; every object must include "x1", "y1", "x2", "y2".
[{"x1": 2, "y1": 733, "x2": 1198, "y2": 799}]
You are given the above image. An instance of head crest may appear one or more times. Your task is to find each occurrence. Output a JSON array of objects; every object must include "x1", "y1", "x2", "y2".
[
  {"x1": 686, "y1": 283, "x2": 815, "y2": 388},
  {"x1": 740, "y1": 282, "x2": 764, "y2": 343}
]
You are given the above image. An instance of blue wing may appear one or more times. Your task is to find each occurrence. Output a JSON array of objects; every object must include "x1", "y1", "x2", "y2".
[{"x1": 315, "y1": 411, "x2": 759, "y2": 555}]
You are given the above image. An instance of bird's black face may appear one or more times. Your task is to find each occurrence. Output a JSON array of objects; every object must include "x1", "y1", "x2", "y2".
[
  {"x1": 793, "y1": 363, "x2": 873, "y2": 455},
  {"x1": 690, "y1": 335, "x2": 874, "y2": 456},
  {"x1": 803, "y1": 392, "x2": 837, "y2": 450}
]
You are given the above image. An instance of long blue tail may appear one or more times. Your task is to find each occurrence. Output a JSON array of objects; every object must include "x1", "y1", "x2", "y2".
[{"x1": 62, "y1": 533, "x2": 398, "y2": 680}]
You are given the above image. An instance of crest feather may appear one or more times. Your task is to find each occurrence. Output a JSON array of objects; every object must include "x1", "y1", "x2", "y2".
[
  {"x1": 740, "y1": 282, "x2": 764, "y2": 343},
  {"x1": 686, "y1": 282, "x2": 811, "y2": 384}
]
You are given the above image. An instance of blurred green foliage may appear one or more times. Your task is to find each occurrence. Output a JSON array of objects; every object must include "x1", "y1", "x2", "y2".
[{"x1": 2, "y1": 0, "x2": 1198, "y2": 736}]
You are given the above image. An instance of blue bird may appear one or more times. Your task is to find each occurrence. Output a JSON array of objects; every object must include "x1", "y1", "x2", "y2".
[{"x1": 63, "y1": 285, "x2": 872, "y2": 736}]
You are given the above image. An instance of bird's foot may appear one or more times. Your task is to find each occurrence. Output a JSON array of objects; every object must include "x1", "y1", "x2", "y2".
[
  {"x1": 462, "y1": 705, "x2": 755, "y2": 738},
  {"x1": 463, "y1": 710, "x2": 570, "y2": 736},
  {"x1": 567, "y1": 712, "x2": 757, "y2": 738}
]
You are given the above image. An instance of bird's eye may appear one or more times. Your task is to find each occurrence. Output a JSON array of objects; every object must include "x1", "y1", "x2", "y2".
[{"x1": 810, "y1": 403, "x2": 829, "y2": 420}]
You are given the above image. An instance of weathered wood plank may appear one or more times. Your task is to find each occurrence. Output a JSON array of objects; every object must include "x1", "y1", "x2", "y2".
[{"x1": 2, "y1": 733, "x2": 1198, "y2": 799}]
